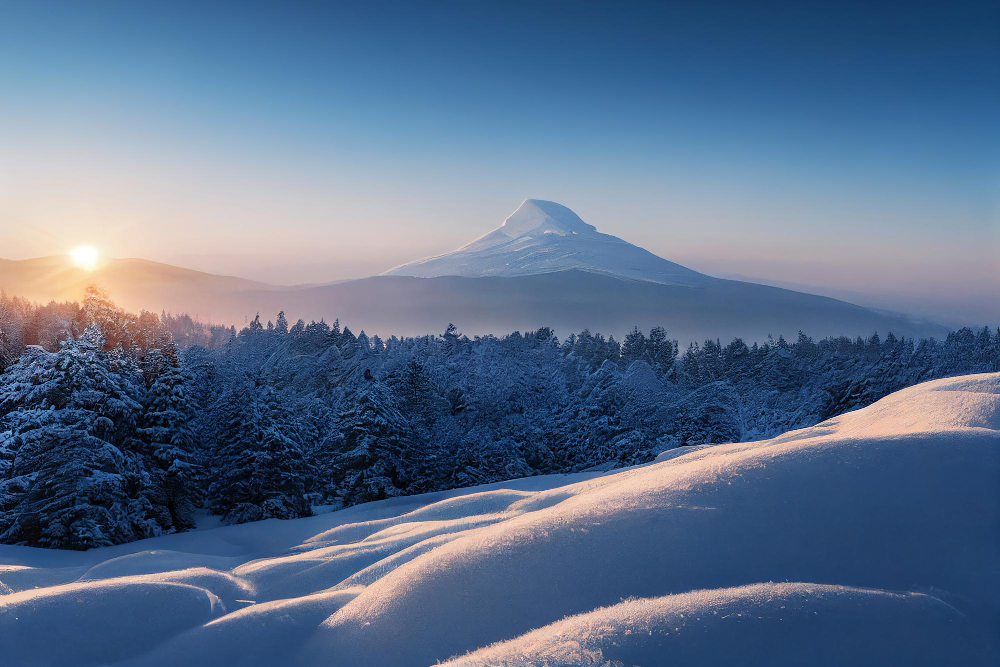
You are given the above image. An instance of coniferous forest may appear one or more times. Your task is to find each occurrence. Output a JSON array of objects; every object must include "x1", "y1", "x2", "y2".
[{"x1": 1, "y1": 287, "x2": 997, "y2": 550}]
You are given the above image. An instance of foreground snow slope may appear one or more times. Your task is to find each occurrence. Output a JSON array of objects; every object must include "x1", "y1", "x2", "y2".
[{"x1": 1, "y1": 374, "x2": 998, "y2": 666}]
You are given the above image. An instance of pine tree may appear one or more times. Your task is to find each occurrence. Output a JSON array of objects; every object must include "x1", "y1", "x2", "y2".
[
  {"x1": 330, "y1": 379, "x2": 411, "y2": 506},
  {"x1": 275, "y1": 311, "x2": 289, "y2": 335},
  {"x1": 357, "y1": 330, "x2": 371, "y2": 353},
  {"x1": 397, "y1": 359, "x2": 439, "y2": 429},
  {"x1": 392, "y1": 359, "x2": 447, "y2": 492},
  {"x1": 1, "y1": 412, "x2": 135, "y2": 549},
  {"x1": 571, "y1": 364, "x2": 626, "y2": 467},
  {"x1": 0, "y1": 327, "x2": 160, "y2": 549},
  {"x1": 673, "y1": 381, "x2": 742, "y2": 446},
  {"x1": 0, "y1": 290, "x2": 25, "y2": 371},
  {"x1": 82, "y1": 285, "x2": 130, "y2": 350},
  {"x1": 208, "y1": 375, "x2": 311, "y2": 525},
  {"x1": 621, "y1": 326, "x2": 648, "y2": 366},
  {"x1": 134, "y1": 342, "x2": 200, "y2": 531},
  {"x1": 647, "y1": 326, "x2": 677, "y2": 377}
]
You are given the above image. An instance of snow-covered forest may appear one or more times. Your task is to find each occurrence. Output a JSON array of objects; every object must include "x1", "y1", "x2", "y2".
[
  {"x1": 2, "y1": 373, "x2": 998, "y2": 666},
  {"x1": 1, "y1": 287, "x2": 998, "y2": 550}
]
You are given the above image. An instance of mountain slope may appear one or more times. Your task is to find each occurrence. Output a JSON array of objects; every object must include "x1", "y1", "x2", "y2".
[
  {"x1": 0, "y1": 373, "x2": 997, "y2": 666},
  {"x1": 244, "y1": 271, "x2": 946, "y2": 344},
  {"x1": 384, "y1": 199, "x2": 713, "y2": 285},
  {"x1": 1, "y1": 256, "x2": 945, "y2": 343}
]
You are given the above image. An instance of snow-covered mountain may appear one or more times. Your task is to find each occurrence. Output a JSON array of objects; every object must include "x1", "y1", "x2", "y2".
[
  {"x1": 384, "y1": 198, "x2": 714, "y2": 285},
  {"x1": 0, "y1": 203, "x2": 952, "y2": 343},
  {"x1": 1, "y1": 373, "x2": 997, "y2": 666}
]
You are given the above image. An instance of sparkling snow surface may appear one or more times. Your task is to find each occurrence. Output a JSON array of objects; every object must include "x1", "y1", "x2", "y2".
[{"x1": 2, "y1": 373, "x2": 998, "y2": 666}]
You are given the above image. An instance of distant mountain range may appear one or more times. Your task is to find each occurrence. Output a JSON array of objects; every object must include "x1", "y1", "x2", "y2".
[
  {"x1": 0, "y1": 200, "x2": 949, "y2": 344},
  {"x1": 0, "y1": 255, "x2": 279, "y2": 324}
]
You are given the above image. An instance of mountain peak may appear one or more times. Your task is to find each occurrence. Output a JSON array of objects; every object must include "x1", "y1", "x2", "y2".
[
  {"x1": 383, "y1": 199, "x2": 712, "y2": 286},
  {"x1": 500, "y1": 199, "x2": 597, "y2": 238}
]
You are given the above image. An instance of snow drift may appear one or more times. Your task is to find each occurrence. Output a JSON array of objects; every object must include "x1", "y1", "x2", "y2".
[{"x1": 1, "y1": 373, "x2": 998, "y2": 666}]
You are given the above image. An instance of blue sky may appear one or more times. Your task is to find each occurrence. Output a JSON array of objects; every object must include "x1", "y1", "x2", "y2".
[{"x1": 0, "y1": 1, "x2": 996, "y2": 319}]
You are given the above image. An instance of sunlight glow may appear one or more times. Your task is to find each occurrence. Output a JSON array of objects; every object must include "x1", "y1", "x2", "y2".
[{"x1": 70, "y1": 245, "x2": 100, "y2": 271}]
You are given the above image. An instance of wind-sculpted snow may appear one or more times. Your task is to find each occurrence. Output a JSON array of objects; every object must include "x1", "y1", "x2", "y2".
[
  {"x1": 1, "y1": 374, "x2": 997, "y2": 666},
  {"x1": 444, "y1": 583, "x2": 975, "y2": 666}
]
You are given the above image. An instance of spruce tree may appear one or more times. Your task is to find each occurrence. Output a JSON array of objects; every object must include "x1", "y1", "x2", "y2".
[
  {"x1": 275, "y1": 311, "x2": 289, "y2": 335},
  {"x1": 331, "y1": 379, "x2": 411, "y2": 506},
  {"x1": 647, "y1": 326, "x2": 677, "y2": 377},
  {"x1": 621, "y1": 326, "x2": 648, "y2": 366},
  {"x1": 134, "y1": 342, "x2": 200, "y2": 531},
  {"x1": 208, "y1": 375, "x2": 311, "y2": 524},
  {"x1": 0, "y1": 327, "x2": 160, "y2": 549}
]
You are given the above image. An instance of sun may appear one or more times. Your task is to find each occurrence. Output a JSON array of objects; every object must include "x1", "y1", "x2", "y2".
[{"x1": 70, "y1": 245, "x2": 100, "y2": 271}]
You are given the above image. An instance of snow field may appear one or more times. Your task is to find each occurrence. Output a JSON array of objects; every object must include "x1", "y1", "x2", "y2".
[{"x1": 1, "y1": 373, "x2": 997, "y2": 666}]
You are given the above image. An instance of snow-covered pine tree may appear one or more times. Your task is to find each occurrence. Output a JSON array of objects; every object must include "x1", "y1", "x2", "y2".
[
  {"x1": 275, "y1": 311, "x2": 289, "y2": 335},
  {"x1": 620, "y1": 326, "x2": 647, "y2": 366},
  {"x1": 671, "y1": 380, "x2": 742, "y2": 446},
  {"x1": 82, "y1": 285, "x2": 133, "y2": 351},
  {"x1": 134, "y1": 341, "x2": 200, "y2": 531},
  {"x1": 207, "y1": 374, "x2": 311, "y2": 524},
  {"x1": 330, "y1": 378, "x2": 411, "y2": 506},
  {"x1": 0, "y1": 326, "x2": 162, "y2": 549},
  {"x1": 570, "y1": 362, "x2": 626, "y2": 467},
  {"x1": 647, "y1": 326, "x2": 678, "y2": 377},
  {"x1": 396, "y1": 359, "x2": 440, "y2": 429},
  {"x1": 0, "y1": 290, "x2": 26, "y2": 371},
  {"x1": 0, "y1": 410, "x2": 142, "y2": 549}
]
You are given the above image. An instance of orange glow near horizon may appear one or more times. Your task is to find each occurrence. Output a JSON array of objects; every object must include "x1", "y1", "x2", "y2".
[{"x1": 70, "y1": 245, "x2": 100, "y2": 272}]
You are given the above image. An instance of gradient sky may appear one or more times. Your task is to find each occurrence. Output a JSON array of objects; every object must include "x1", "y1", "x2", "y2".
[{"x1": 1, "y1": 1, "x2": 997, "y2": 321}]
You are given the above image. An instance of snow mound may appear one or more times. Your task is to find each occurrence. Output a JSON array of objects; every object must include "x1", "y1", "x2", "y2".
[
  {"x1": 816, "y1": 372, "x2": 1000, "y2": 437},
  {"x1": 1, "y1": 373, "x2": 997, "y2": 666},
  {"x1": 0, "y1": 579, "x2": 225, "y2": 667},
  {"x1": 445, "y1": 583, "x2": 974, "y2": 667},
  {"x1": 302, "y1": 372, "x2": 999, "y2": 665}
]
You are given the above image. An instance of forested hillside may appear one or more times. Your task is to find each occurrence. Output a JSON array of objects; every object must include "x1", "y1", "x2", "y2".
[{"x1": 1, "y1": 287, "x2": 997, "y2": 549}]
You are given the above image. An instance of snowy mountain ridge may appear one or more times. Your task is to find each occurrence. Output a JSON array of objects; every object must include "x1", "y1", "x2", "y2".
[
  {"x1": 491, "y1": 198, "x2": 596, "y2": 239},
  {"x1": 384, "y1": 199, "x2": 713, "y2": 285},
  {"x1": 0, "y1": 200, "x2": 951, "y2": 341}
]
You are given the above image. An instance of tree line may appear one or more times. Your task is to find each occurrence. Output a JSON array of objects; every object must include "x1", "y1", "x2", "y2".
[{"x1": 0, "y1": 287, "x2": 997, "y2": 549}]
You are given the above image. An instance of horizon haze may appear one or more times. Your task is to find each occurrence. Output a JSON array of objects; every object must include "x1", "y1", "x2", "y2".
[
  {"x1": 0, "y1": 199, "x2": 958, "y2": 345},
  {"x1": 1, "y1": 195, "x2": 995, "y2": 327}
]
